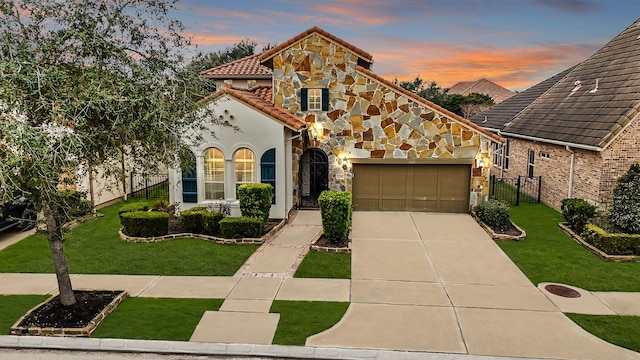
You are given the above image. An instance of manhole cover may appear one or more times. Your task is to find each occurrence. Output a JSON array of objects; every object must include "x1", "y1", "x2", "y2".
[{"x1": 544, "y1": 284, "x2": 581, "y2": 298}]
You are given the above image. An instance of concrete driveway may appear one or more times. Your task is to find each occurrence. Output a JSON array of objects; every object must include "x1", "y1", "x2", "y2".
[{"x1": 307, "y1": 212, "x2": 639, "y2": 360}]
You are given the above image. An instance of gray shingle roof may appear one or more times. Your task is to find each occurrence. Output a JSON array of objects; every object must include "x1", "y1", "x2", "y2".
[
  {"x1": 501, "y1": 19, "x2": 640, "y2": 150},
  {"x1": 469, "y1": 66, "x2": 576, "y2": 131}
]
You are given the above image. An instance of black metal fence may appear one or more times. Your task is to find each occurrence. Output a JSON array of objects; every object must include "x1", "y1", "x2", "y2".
[
  {"x1": 130, "y1": 173, "x2": 169, "y2": 199},
  {"x1": 489, "y1": 175, "x2": 541, "y2": 205}
]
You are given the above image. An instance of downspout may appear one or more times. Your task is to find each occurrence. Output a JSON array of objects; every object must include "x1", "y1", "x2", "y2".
[{"x1": 566, "y1": 146, "x2": 575, "y2": 198}]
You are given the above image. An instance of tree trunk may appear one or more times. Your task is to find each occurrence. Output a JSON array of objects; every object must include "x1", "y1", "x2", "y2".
[{"x1": 43, "y1": 202, "x2": 76, "y2": 306}]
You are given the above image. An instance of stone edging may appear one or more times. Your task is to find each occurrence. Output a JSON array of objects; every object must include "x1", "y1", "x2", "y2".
[
  {"x1": 471, "y1": 212, "x2": 526, "y2": 241},
  {"x1": 10, "y1": 291, "x2": 129, "y2": 337},
  {"x1": 558, "y1": 222, "x2": 637, "y2": 262},
  {"x1": 310, "y1": 232, "x2": 352, "y2": 254},
  {"x1": 119, "y1": 218, "x2": 287, "y2": 245}
]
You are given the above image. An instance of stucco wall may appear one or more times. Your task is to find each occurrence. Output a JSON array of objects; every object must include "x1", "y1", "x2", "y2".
[{"x1": 269, "y1": 33, "x2": 494, "y2": 208}]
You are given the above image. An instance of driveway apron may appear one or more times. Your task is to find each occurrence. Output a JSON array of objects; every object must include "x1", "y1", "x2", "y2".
[{"x1": 306, "y1": 212, "x2": 640, "y2": 360}]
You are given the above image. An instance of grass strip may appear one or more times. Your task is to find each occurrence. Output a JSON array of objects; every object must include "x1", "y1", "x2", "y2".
[
  {"x1": 0, "y1": 295, "x2": 50, "y2": 334},
  {"x1": 270, "y1": 300, "x2": 349, "y2": 345},
  {"x1": 294, "y1": 251, "x2": 351, "y2": 279},
  {"x1": 0, "y1": 199, "x2": 259, "y2": 276},
  {"x1": 92, "y1": 297, "x2": 223, "y2": 341},
  {"x1": 566, "y1": 313, "x2": 640, "y2": 353},
  {"x1": 499, "y1": 203, "x2": 640, "y2": 292}
]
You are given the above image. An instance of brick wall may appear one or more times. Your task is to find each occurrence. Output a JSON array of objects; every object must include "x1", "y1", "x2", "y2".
[{"x1": 600, "y1": 117, "x2": 640, "y2": 208}]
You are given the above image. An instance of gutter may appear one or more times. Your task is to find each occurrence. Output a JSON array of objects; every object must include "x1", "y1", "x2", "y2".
[
  {"x1": 566, "y1": 146, "x2": 575, "y2": 198},
  {"x1": 498, "y1": 131, "x2": 602, "y2": 152}
]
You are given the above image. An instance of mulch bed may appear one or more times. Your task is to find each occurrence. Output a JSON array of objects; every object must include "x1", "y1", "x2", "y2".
[
  {"x1": 18, "y1": 290, "x2": 120, "y2": 329},
  {"x1": 314, "y1": 234, "x2": 349, "y2": 249},
  {"x1": 492, "y1": 223, "x2": 523, "y2": 237}
]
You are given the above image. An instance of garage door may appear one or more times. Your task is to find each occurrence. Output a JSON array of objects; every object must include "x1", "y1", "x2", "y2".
[{"x1": 352, "y1": 164, "x2": 471, "y2": 213}]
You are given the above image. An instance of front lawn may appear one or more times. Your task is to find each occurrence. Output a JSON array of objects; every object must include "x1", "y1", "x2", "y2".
[
  {"x1": 567, "y1": 314, "x2": 640, "y2": 353},
  {"x1": 499, "y1": 203, "x2": 640, "y2": 292},
  {"x1": 270, "y1": 300, "x2": 349, "y2": 345},
  {"x1": 92, "y1": 297, "x2": 223, "y2": 341},
  {"x1": 0, "y1": 295, "x2": 49, "y2": 334},
  {"x1": 294, "y1": 251, "x2": 351, "y2": 279},
  {"x1": 0, "y1": 199, "x2": 259, "y2": 276}
]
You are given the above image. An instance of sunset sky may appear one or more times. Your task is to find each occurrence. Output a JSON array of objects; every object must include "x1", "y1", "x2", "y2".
[{"x1": 176, "y1": 0, "x2": 639, "y2": 91}]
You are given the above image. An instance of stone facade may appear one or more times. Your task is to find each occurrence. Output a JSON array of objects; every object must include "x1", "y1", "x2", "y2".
[
  {"x1": 498, "y1": 116, "x2": 640, "y2": 209},
  {"x1": 269, "y1": 32, "x2": 495, "y2": 207}
]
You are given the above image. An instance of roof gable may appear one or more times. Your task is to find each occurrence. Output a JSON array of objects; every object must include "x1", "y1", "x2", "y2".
[
  {"x1": 258, "y1": 26, "x2": 373, "y2": 69},
  {"x1": 449, "y1": 79, "x2": 515, "y2": 104},
  {"x1": 200, "y1": 54, "x2": 272, "y2": 79},
  {"x1": 502, "y1": 19, "x2": 640, "y2": 150},
  {"x1": 201, "y1": 86, "x2": 305, "y2": 130}
]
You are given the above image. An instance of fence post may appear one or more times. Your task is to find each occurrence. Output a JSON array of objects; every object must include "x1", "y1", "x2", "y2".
[
  {"x1": 537, "y1": 176, "x2": 542, "y2": 203},
  {"x1": 129, "y1": 174, "x2": 134, "y2": 199},
  {"x1": 490, "y1": 175, "x2": 496, "y2": 199},
  {"x1": 516, "y1": 176, "x2": 521, "y2": 205},
  {"x1": 145, "y1": 176, "x2": 149, "y2": 199}
]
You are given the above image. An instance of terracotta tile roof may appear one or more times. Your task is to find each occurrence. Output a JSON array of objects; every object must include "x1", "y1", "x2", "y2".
[
  {"x1": 449, "y1": 79, "x2": 516, "y2": 104},
  {"x1": 355, "y1": 66, "x2": 504, "y2": 144},
  {"x1": 502, "y1": 18, "x2": 640, "y2": 150},
  {"x1": 258, "y1": 26, "x2": 373, "y2": 68},
  {"x1": 469, "y1": 66, "x2": 576, "y2": 132},
  {"x1": 200, "y1": 86, "x2": 305, "y2": 130},
  {"x1": 200, "y1": 54, "x2": 272, "y2": 79}
]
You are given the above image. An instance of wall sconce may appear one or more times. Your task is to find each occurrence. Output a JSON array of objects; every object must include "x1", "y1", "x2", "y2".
[
  {"x1": 310, "y1": 123, "x2": 323, "y2": 141},
  {"x1": 340, "y1": 154, "x2": 349, "y2": 170},
  {"x1": 476, "y1": 157, "x2": 489, "y2": 168}
]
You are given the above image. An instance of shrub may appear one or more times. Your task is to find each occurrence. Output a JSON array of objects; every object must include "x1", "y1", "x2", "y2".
[
  {"x1": 561, "y1": 198, "x2": 597, "y2": 234},
  {"x1": 238, "y1": 183, "x2": 273, "y2": 225},
  {"x1": 318, "y1": 190, "x2": 352, "y2": 242},
  {"x1": 582, "y1": 223, "x2": 640, "y2": 256},
  {"x1": 475, "y1": 199, "x2": 510, "y2": 231},
  {"x1": 180, "y1": 207, "x2": 223, "y2": 235},
  {"x1": 118, "y1": 203, "x2": 149, "y2": 223},
  {"x1": 58, "y1": 190, "x2": 92, "y2": 220},
  {"x1": 152, "y1": 198, "x2": 169, "y2": 212},
  {"x1": 120, "y1": 211, "x2": 169, "y2": 237},
  {"x1": 609, "y1": 164, "x2": 640, "y2": 234},
  {"x1": 219, "y1": 217, "x2": 264, "y2": 238}
]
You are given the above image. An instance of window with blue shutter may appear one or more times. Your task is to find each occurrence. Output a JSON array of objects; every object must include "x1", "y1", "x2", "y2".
[
  {"x1": 321, "y1": 88, "x2": 329, "y2": 111},
  {"x1": 301, "y1": 88, "x2": 328, "y2": 112},
  {"x1": 300, "y1": 88, "x2": 308, "y2": 111},
  {"x1": 261, "y1": 148, "x2": 276, "y2": 204},
  {"x1": 181, "y1": 151, "x2": 197, "y2": 203}
]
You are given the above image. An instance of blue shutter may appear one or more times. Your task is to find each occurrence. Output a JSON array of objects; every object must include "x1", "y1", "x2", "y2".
[
  {"x1": 181, "y1": 151, "x2": 197, "y2": 203},
  {"x1": 321, "y1": 88, "x2": 329, "y2": 111},
  {"x1": 300, "y1": 88, "x2": 308, "y2": 111},
  {"x1": 261, "y1": 148, "x2": 276, "y2": 204}
]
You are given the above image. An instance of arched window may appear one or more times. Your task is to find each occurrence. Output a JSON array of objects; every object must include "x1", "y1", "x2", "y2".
[
  {"x1": 261, "y1": 148, "x2": 276, "y2": 204},
  {"x1": 204, "y1": 148, "x2": 225, "y2": 200},
  {"x1": 235, "y1": 148, "x2": 255, "y2": 195}
]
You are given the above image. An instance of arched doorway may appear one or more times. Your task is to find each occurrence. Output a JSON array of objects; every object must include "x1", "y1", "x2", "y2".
[{"x1": 299, "y1": 148, "x2": 328, "y2": 208}]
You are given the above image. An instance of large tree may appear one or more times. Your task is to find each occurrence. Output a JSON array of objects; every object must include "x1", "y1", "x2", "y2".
[{"x1": 0, "y1": 0, "x2": 213, "y2": 306}]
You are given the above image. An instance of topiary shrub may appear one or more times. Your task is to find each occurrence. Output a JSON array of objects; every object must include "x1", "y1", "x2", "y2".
[
  {"x1": 118, "y1": 203, "x2": 149, "y2": 223},
  {"x1": 180, "y1": 207, "x2": 223, "y2": 235},
  {"x1": 561, "y1": 198, "x2": 597, "y2": 234},
  {"x1": 474, "y1": 199, "x2": 510, "y2": 231},
  {"x1": 318, "y1": 190, "x2": 352, "y2": 243},
  {"x1": 219, "y1": 217, "x2": 264, "y2": 238},
  {"x1": 202, "y1": 211, "x2": 224, "y2": 235},
  {"x1": 238, "y1": 183, "x2": 273, "y2": 225},
  {"x1": 609, "y1": 164, "x2": 640, "y2": 234},
  {"x1": 120, "y1": 211, "x2": 169, "y2": 237}
]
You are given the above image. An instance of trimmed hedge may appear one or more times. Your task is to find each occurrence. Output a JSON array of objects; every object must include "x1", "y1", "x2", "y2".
[
  {"x1": 219, "y1": 217, "x2": 264, "y2": 238},
  {"x1": 180, "y1": 207, "x2": 223, "y2": 235},
  {"x1": 318, "y1": 190, "x2": 351, "y2": 242},
  {"x1": 118, "y1": 203, "x2": 150, "y2": 222},
  {"x1": 120, "y1": 211, "x2": 169, "y2": 237},
  {"x1": 582, "y1": 223, "x2": 640, "y2": 256},
  {"x1": 475, "y1": 199, "x2": 510, "y2": 231},
  {"x1": 561, "y1": 198, "x2": 597, "y2": 234},
  {"x1": 238, "y1": 183, "x2": 273, "y2": 225}
]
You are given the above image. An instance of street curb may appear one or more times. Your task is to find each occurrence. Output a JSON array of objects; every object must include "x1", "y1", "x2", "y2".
[{"x1": 0, "y1": 335, "x2": 540, "y2": 360}]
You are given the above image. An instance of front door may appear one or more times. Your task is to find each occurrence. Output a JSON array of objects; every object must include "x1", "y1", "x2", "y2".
[{"x1": 299, "y1": 148, "x2": 328, "y2": 208}]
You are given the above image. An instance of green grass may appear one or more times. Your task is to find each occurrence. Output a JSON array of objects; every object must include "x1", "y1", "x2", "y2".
[
  {"x1": 498, "y1": 203, "x2": 640, "y2": 292},
  {"x1": 294, "y1": 251, "x2": 351, "y2": 279},
  {"x1": 270, "y1": 300, "x2": 349, "y2": 345},
  {"x1": 566, "y1": 314, "x2": 640, "y2": 353},
  {"x1": 0, "y1": 198, "x2": 259, "y2": 276},
  {"x1": 0, "y1": 295, "x2": 50, "y2": 334},
  {"x1": 92, "y1": 297, "x2": 223, "y2": 341}
]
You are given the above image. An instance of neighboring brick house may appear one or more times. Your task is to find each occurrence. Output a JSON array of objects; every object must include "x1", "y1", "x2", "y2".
[
  {"x1": 169, "y1": 26, "x2": 502, "y2": 217},
  {"x1": 470, "y1": 19, "x2": 640, "y2": 210}
]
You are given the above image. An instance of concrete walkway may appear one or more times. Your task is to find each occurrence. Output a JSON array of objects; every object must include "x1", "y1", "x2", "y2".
[{"x1": 1, "y1": 211, "x2": 640, "y2": 360}]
